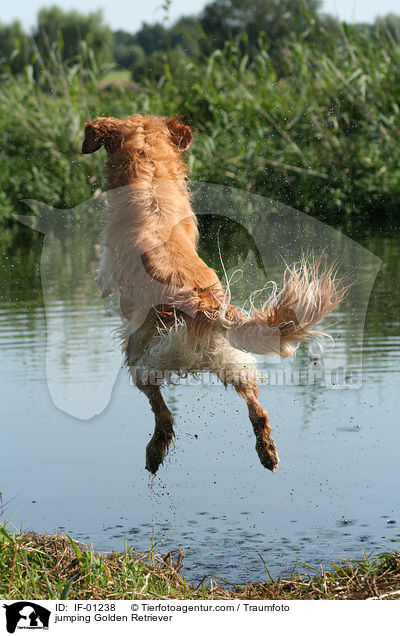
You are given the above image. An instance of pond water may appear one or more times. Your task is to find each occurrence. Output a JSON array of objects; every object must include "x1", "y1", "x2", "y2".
[{"x1": 1, "y1": 211, "x2": 400, "y2": 585}]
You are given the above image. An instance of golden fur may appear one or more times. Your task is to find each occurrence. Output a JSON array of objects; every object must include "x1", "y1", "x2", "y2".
[{"x1": 82, "y1": 113, "x2": 346, "y2": 474}]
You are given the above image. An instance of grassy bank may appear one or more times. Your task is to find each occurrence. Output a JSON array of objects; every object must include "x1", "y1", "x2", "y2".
[
  {"x1": 1, "y1": 524, "x2": 399, "y2": 600},
  {"x1": 1, "y1": 24, "x2": 400, "y2": 231}
]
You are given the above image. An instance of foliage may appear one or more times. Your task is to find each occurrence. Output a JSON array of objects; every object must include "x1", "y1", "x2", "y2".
[
  {"x1": 200, "y1": 0, "x2": 320, "y2": 44},
  {"x1": 1, "y1": 10, "x2": 400, "y2": 230},
  {"x1": 130, "y1": 22, "x2": 169, "y2": 56},
  {"x1": 0, "y1": 7, "x2": 114, "y2": 76},
  {"x1": 130, "y1": 29, "x2": 400, "y2": 225},
  {"x1": 0, "y1": 21, "x2": 31, "y2": 75},
  {"x1": 169, "y1": 16, "x2": 206, "y2": 57},
  {"x1": 375, "y1": 13, "x2": 400, "y2": 43},
  {"x1": 0, "y1": 44, "x2": 107, "y2": 222},
  {"x1": 114, "y1": 30, "x2": 145, "y2": 69},
  {"x1": 199, "y1": 0, "x2": 340, "y2": 60},
  {"x1": 132, "y1": 49, "x2": 190, "y2": 83},
  {"x1": 33, "y1": 6, "x2": 114, "y2": 65},
  {"x1": 127, "y1": 17, "x2": 206, "y2": 69}
]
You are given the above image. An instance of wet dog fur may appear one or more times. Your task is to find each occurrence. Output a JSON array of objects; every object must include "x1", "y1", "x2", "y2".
[{"x1": 82, "y1": 114, "x2": 346, "y2": 474}]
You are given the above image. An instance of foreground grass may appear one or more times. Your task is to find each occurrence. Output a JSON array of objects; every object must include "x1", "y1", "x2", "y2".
[{"x1": 1, "y1": 525, "x2": 400, "y2": 600}]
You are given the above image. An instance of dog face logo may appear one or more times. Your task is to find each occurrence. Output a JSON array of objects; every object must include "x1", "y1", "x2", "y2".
[{"x1": 3, "y1": 603, "x2": 51, "y2": 633}]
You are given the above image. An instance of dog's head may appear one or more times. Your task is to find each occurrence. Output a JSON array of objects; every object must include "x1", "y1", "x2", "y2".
[{"x1": 82, "y1": 114, "x2": 193, "y2": 156}]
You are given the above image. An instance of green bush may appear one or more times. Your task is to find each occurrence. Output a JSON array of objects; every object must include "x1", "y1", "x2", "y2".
[
  {"x1": 131, "y1": 50, "x2": 191, "y2": 83},
  {"x1": 1, "y1": 25, "x2": 400, "y2": 232}
]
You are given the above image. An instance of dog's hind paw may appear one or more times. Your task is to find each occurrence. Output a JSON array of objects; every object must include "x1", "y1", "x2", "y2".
[
  {"x1": 255, "y1": 437, "x2": 279, "y2": 472},
  {"x1": 145, "y1": 429, "x2": 174, "y2": 474}
]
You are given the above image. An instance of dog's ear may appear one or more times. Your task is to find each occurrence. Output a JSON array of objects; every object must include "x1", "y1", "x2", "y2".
[
  {"x1": 82, "y1": 118, "x2": 122, "y2": 154},
  {"x1": 166, "y1": 118, "x2": 193, "y2": 151}
]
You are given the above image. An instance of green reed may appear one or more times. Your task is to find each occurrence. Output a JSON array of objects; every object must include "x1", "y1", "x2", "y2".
[{"x1": 1, "y1": 24, "x2": 400, "y2": 232}]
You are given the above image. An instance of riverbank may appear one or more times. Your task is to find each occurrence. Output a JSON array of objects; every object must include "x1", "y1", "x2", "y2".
[{"x1": 1, "y1": 525, "x2": 399, "y2": 600}]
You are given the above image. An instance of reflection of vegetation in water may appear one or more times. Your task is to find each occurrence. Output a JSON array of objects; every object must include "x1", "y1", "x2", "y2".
[
  {"x1": 198, "y1": 215, "x2": 267, "y2": 282},
  {"x1": 0, "y1": 227, "x2": 100, "y2": 305},
  {"x1": 39, "y1": 233, "x2": 100, "y2": 303},
  {"x1": 0, "y1": 230, "x2": 43, "y2": 307},
  {"x1": 361, "y1": 235, "x2": 400, "y2": 339}
]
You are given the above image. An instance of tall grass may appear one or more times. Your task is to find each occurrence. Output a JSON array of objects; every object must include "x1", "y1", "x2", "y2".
[{"x1": 1, "y1": 25, "x2": 400, "y2": 232}]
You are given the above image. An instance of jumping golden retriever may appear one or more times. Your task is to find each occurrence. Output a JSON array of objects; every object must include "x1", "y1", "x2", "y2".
[{"x1": 82, "y1": 114, "x2": 345, "y2": 474}]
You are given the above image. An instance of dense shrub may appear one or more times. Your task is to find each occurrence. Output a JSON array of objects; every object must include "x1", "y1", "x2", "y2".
[{"x1": 1, "y1": 25, "x2": 400, "y2": 231}]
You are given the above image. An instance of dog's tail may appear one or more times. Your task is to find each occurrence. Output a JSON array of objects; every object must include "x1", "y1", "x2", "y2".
[{"x1": 223, "y1": 256, "x2": 349, "y2": 357}]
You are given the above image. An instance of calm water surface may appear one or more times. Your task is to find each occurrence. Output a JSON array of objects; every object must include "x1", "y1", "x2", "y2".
[{"x1": 1, "y1": 223, "x2": 399, "y2": 584}]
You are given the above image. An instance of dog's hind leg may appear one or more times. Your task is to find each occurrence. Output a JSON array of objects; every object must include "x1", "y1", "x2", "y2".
[
  {"x1": 234, "y1": 380, "x2": 279, "y2": 472},
  {"x1": 212, "y1": 339, "x2": 279, "y2": 472},
  {"x1": 125, "y1": 325, "x2": 174, "y2": 474},
  {"x1": 136, "y1": 380, "x2": 175, "y2": 474}
]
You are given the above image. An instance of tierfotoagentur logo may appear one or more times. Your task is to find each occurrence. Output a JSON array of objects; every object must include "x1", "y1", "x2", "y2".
[
  {"x1": 2, "y1": 603, "x2": 51, "y2": 633},
  {"x1": 17, "y1": 182, "x2": 380, "y2": 420}
]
